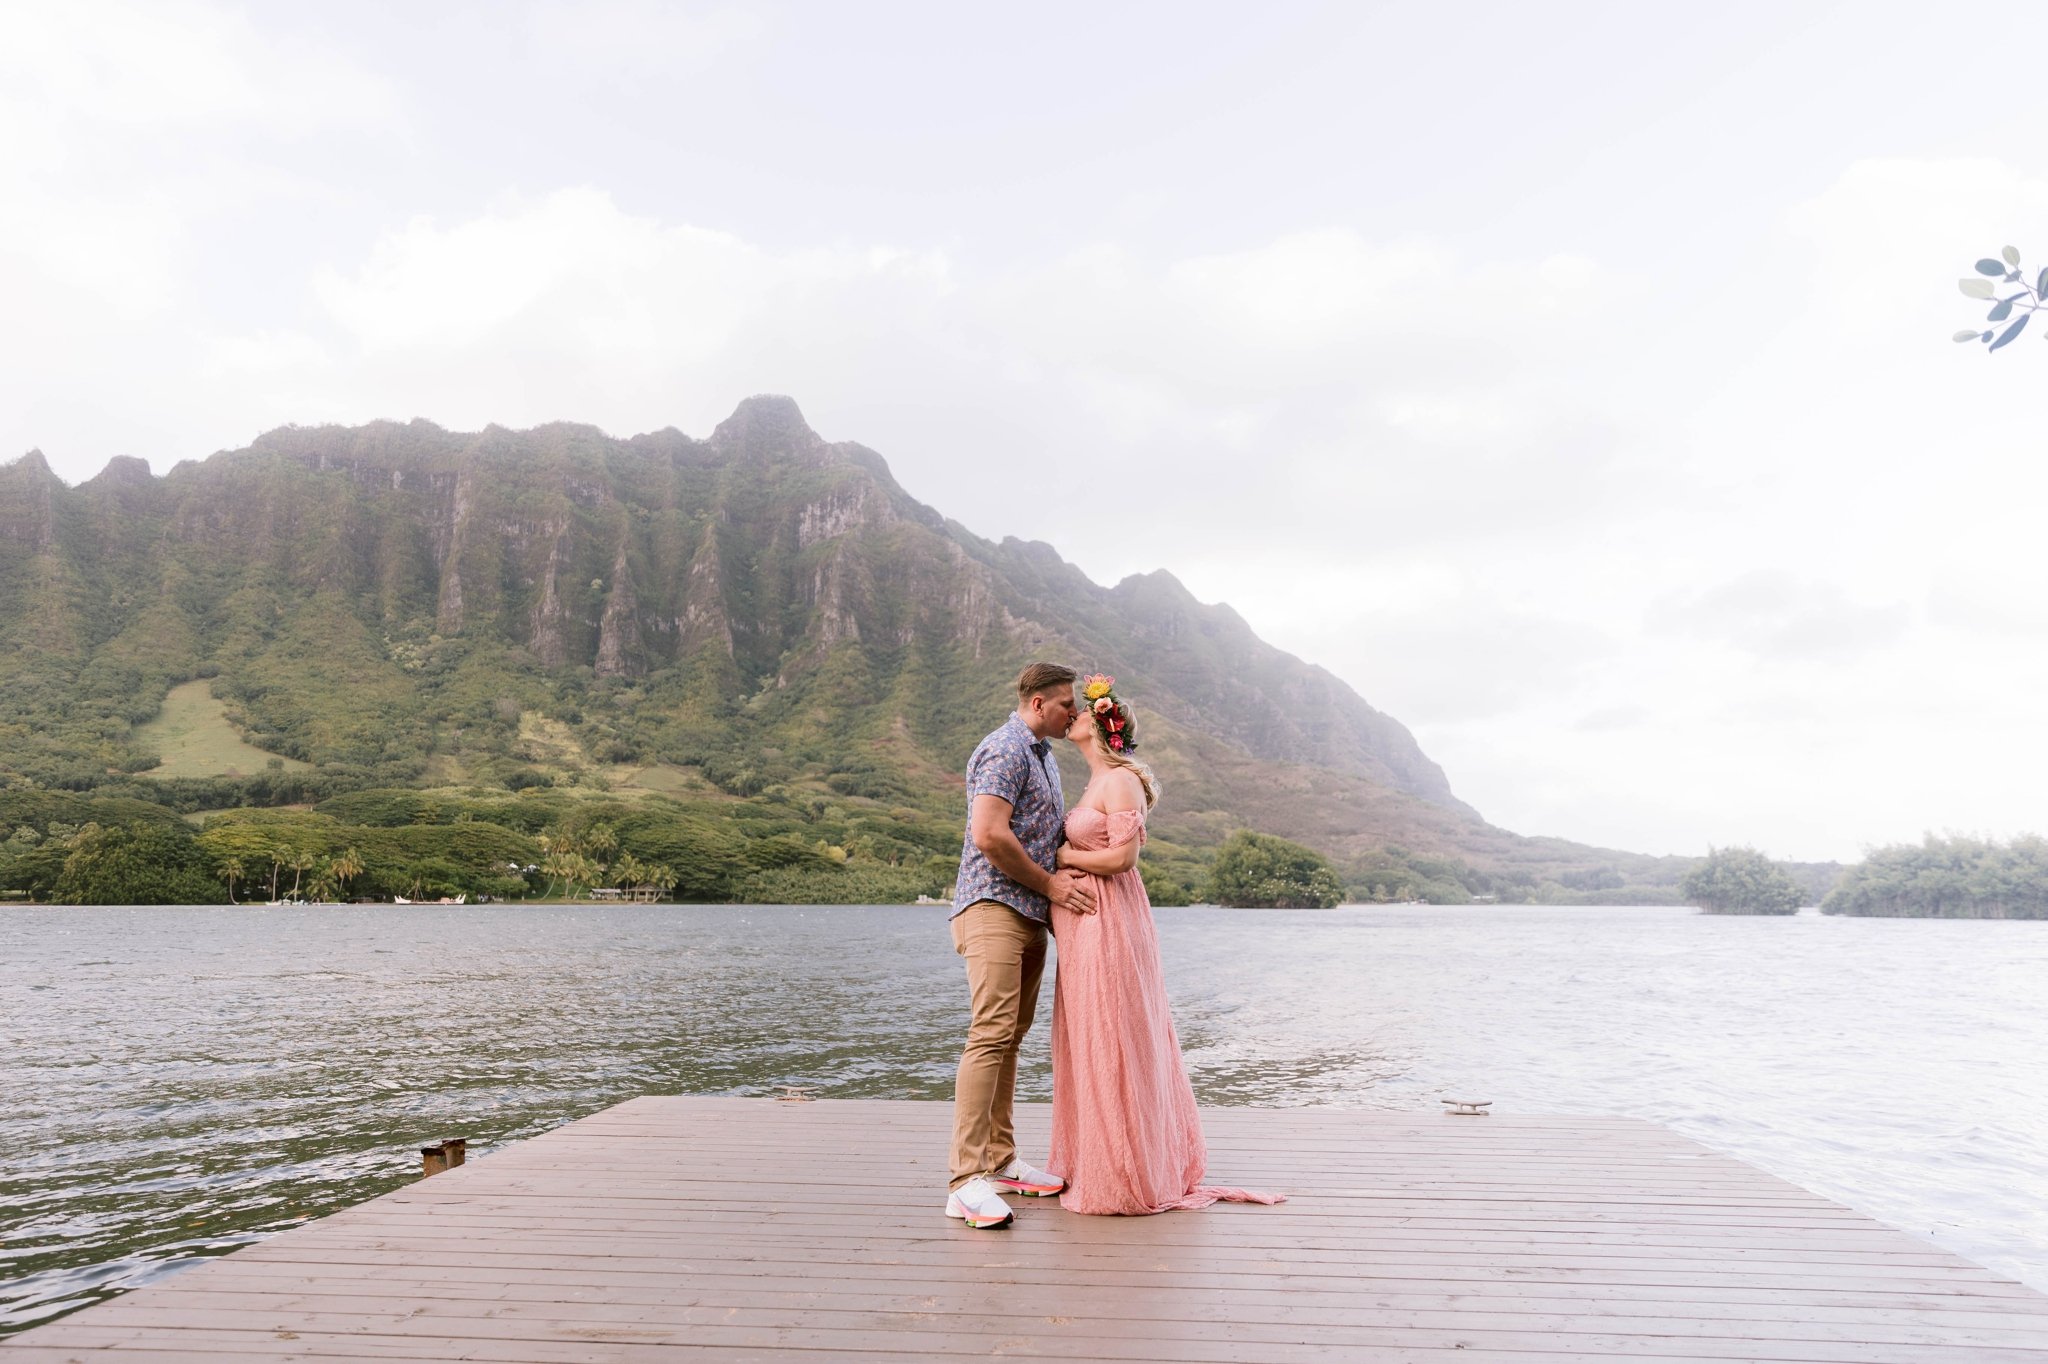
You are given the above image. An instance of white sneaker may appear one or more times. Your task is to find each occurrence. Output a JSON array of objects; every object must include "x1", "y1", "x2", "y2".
[
  {"x1": 944, "y1": 1176, "x2": 1015, "y2": 1229},
  {"x1": 992, "y1": 1156, "x2": 1066, "y2": 1197}
]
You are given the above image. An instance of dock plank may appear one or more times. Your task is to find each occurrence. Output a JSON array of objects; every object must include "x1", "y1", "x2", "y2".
[{"x1": 8, "y1": 1099, "x2": 2047, "y2": 1361}]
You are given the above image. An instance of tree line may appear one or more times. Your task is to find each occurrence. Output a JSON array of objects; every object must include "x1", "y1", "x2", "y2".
[
  {"x1": 0, "y1": 788, "x2": 937, "y2": 906},
  {"x1": 1821, "y1": 834, "x2": 2048, "y2": 919},
  {"x1": 1677, "y1": 836, "x2": 2048, "y2": 918},
  {"x1": 9, "y1": 782, "x2": 2041, "y2": 918}
]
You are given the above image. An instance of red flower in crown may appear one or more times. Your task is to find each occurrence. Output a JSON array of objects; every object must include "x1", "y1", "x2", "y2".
[{"x1": 1079, "y1": 672, "x2": 1137, "y2": 754}]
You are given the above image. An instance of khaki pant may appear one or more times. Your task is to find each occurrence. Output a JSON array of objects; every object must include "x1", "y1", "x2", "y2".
[{"x1": 948, "y1": 900, "x2": 1049, "y2": 1189}]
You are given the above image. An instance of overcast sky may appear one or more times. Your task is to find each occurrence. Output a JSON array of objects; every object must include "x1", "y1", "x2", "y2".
[{"x1": 4, "y1": 0, "x2": 2045, "y2": 862}]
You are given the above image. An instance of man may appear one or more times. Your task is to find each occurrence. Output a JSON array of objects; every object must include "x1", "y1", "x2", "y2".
[{"x1": 944, "y1": 662, "x2": 1098, "y2": 1229}]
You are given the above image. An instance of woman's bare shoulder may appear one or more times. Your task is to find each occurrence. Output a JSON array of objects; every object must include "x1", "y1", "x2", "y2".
[{"x1": 1101, "y1": 768, "x2": 1146, "y2": 811}]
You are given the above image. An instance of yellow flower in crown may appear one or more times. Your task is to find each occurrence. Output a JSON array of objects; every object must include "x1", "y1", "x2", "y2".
[{"x1": 1082, "y1": 674, "x2": 1115, "y2": 701}]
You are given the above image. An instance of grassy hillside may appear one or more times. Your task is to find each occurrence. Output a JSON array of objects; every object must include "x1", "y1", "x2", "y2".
[{"x1": 136, "y1": 680, "x2": 312, "y2": 779}]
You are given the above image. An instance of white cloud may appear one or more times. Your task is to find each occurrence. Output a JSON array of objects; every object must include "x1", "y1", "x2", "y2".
[
  {"x1": 185, "y1": 192, "x2": 1624, "y2": 525},
  {"x1": 0, "y1": 183, "x2": 183, "y2": 320},
  {"x1": 0, "y1": 1, "x2": 400, "y2": 140},
  {"x1": 0, "y1": 0, "x2": 405, "y2": 459},
  {"x1": 311, "y1": 190, "x2": 948, "y2": 359},
  {"x1": 1572, "y1": 704, "x2": 1652, "y2": 733},
  {"x1": 256, "y1": 189, "x2": 956, "y2": 434},
  {"x1": 1654, "y1": 571, "x2": 1913, "y2": 662}
]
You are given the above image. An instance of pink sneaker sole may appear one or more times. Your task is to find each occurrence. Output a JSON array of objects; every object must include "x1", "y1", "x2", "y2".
[
  {"x1": 945, "y1": 1202, "x2": 1014, "y2": 1229},
  {"x1": 993, "y1": 1176, "x2": 1065, "y2": 1197}
]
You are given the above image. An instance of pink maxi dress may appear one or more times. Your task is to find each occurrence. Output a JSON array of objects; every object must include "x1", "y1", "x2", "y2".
[{"x1": 1048, "y1": 806, "x2": 1285, "y2": 1214}]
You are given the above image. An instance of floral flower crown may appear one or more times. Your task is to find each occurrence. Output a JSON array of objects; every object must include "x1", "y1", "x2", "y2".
[{"x1": 1080, "y1": 673, "x2": 1138, "y2": 753}]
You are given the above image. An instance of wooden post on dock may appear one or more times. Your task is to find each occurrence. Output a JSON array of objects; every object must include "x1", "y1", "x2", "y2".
[{"x1": 418, "y1": 1138, "x2": 465, "y2": 1177}]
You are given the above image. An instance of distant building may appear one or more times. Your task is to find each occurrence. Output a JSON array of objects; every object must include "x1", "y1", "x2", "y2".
[{"x1": 584, "y1": 886, "x2": 665, "y2": 903}]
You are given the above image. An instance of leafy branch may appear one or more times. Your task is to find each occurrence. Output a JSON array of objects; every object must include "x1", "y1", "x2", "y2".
[{"x1": 1954, "y1": 245, "x2": 2045, "y2": 352}]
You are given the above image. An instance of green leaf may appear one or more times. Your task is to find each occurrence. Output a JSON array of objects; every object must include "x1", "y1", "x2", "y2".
[
  {"x1": 1953, "y1": 330, "x2": 1982, "y2": 342},
  {"x1": 1977, "y1": 259, "x2": 2007, "y2": 276},
  {"x1": 2003, "y1": 245, "x2": 2021, "y2": 266},
  {"x1": 1989, "y1": 314, "x2": 2029, "y2": 352},
  {"x1": 1960, "y1": 278, "x2": 1997, "y2": 298}
]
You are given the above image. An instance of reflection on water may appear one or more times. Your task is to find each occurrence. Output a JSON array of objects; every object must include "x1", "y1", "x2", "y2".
[{"x1": 3, "y1": 903, "x2": 2045, "y2": 1333}]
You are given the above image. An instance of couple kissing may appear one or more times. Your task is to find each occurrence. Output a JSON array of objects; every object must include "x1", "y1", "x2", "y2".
[{"x1": 944, "y1": 662, "x2": 1283, "y2": 1226}]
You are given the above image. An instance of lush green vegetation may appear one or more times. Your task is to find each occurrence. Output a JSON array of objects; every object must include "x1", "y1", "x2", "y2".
[
  {"x1": 1208, "y1": 830, "x2": 1344, "y2": 909},
  {"x1": 0, "y1": 776, "x2": 1894, "y2": 917},
  {"x1": 0, "y1": 781, "x2": 1305, "y2": 909},
  {"x1": 1678, "y1": 845, "x2": 1804, "y2": 915},
  {"x1": 48, "y1": 823, "x2": 222, "y2": 905},
  {"x1": 1330, "y1": 842, "x2": 1700, "y2": 906},
  {"x1": 1823, "y1": 835, "x2": 2048, "y2": 918},
  {"x1": 0, "y1": 785, "x2": 964, "y2": 906},
  {"x1": 1341, "y1": 843, "x2": 1482, "y2": 903}
]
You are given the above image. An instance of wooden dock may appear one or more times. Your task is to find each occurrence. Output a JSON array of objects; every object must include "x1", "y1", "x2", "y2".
[{"x1": 8, "y1": 1097, "x2": 2048, "y2": 1362}]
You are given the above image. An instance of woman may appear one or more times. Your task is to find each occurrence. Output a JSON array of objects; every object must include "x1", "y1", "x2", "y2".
[{"x1": 1046, "y1": 674, "x2": 1284, "y2": 1215}]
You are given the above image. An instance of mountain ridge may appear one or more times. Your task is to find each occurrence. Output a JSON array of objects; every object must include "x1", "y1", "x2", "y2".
[{"x1": 0, "y1": 397, "x2": 1694, "y2": 902}]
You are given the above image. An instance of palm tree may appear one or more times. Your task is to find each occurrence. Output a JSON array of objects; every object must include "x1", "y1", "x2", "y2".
[
  {"x1": 329, "y1": 847, "x2": 364, "y2": 900},
  {"x1": 541, "y1": 847, "x2": 578, "y2": 900},
  {"x1": 566, "y1": 852, "x2": 603, "y2": 899},
  {"x1": 611, "y1": 852, "x2": 645, "y2": 890},
  {"x1": 582, "y1": 825, "x2": 618, "y2": 883},
  {"x1": 286, "y1": 848, "x2": 317, "y2": 900},
  {"x1": 216, "y1": 857, "x2": 244, "y2": 905}
]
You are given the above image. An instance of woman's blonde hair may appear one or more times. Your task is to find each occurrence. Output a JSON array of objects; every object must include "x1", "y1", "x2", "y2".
[{"x1": 1099, "y1": 739, "x2": 1160, "y2": 810}]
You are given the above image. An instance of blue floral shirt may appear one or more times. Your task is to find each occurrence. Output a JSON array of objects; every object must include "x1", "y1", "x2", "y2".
[{"x1": 951, "y1": 713, "x2": 1065, "y2": 924}]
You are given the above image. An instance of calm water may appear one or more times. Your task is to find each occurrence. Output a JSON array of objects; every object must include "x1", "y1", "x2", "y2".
[{"x1": 3, "y1": 903, "x2": 2046, "y2": 1333}]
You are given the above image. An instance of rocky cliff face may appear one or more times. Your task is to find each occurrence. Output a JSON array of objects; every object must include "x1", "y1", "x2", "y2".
[{"x1": 0, "y1": 396, "x2": 1470, "y2": 820}]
